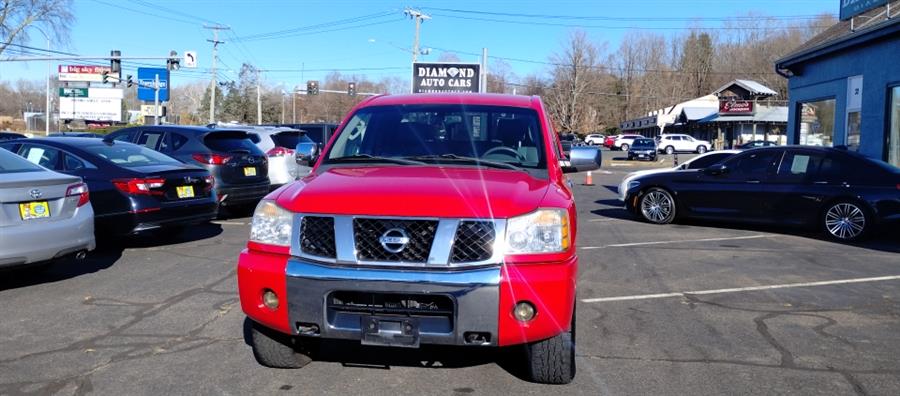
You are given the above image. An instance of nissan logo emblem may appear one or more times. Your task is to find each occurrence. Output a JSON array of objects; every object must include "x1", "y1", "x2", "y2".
[
  {"x1": 29, "y1": 189, "x2": 42, "y2": 199},
  {"x1": 379, "y1": 228, "x2": 410, "y2": 254}
]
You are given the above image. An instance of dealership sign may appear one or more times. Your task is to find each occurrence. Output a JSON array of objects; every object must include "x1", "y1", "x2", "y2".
[
  {"x1": 719, "y1": 100, "x2": 754, "y2": 115},
  {"x1": 412, "y1": 62, "x2": 480, "y2": 94},
  {"x1": 58, "y1": 65, "x2": 112, "y2": 82},
  {"x1": 840, "y1": 0, "x2": 888, "y2": 20}
]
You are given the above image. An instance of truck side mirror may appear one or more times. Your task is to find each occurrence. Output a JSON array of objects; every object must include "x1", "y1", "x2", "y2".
[
  {"x1": 295, "y1": 141, "x2": 319, "y2": 166},
  {"x1": 562, "y1": 146, "x2": 601, "y2": 174}
]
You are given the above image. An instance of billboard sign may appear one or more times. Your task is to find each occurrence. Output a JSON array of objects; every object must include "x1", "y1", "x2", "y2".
[
  {"x1": 412, "y1": 62, "x2": 480, "y2": 94},
  {"x1": 137, "y1": 67, "x2": 170, "y2": 101},
  {"x1": 719, "y1": 100, "x2": 755, "y2": 115},
  {"x1": 59, "y1": 97, "x2": 121, "y2": 121},
  {"x1": 58, "y1": 65, "x2": 112, "y2": 82},
  {"x1": 59, "y1": 88, "x2": 88, "y2": 97},
  {"x1": 840, "y1": 0, "x2": 888, "y2": 20}
]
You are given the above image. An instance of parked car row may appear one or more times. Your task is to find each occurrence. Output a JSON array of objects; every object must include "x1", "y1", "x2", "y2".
[
  {"x1": 621, "y1": 146, "x2": 900, "y2": 241},
  {"x1": 0, "y1": 123, "x2": 336, "y2": 271}
]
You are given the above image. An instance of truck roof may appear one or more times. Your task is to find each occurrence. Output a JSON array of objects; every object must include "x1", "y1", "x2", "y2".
[{"x1": 363, "y1": 93, "x2": 536, "y2": 109}]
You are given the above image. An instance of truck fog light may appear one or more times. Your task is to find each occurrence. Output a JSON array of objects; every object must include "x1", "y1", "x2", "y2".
[
  {"x1": 513, "y1": 301, "x2": 536, "y2": 322},
  {"x1": 262, "y1": 289, "x2": 279, "y2": 310}
]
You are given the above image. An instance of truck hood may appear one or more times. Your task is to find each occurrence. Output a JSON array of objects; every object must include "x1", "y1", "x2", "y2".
[{"x1": 276, "y1": 166, "x2": 551, "y2": 218}]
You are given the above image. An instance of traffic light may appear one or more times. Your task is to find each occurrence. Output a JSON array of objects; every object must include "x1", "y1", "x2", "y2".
[
  {"x1": 307, "y1": 80, "x2": 319, "y2": 95},
  {"x1": 167, "y1": 50, "x2": 180, "y2": 71},
  {"x1": 102, "y1": 70, "x2": 109, "y2": 84},
  {"x1": 110, "y1": 50, "x2": 121, "y2": 78},
  {"x1": 126, "y1": 75, "x2": 133, "y2": 88},
  {"x1": 348, "y1": 82, "x2": 356, "y2": 96}
]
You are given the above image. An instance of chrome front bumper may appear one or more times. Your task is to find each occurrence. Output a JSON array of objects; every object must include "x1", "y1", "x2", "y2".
[{"x1": 285, "y1": 259, "x2": 501, "y2": 346}]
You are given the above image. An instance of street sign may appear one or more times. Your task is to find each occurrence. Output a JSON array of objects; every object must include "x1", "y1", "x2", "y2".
[
  {"x1": 58, "y1": 65, "x2": 112, "y2": 82},
  {"x1": 58, "y1": 88, "x2": 88, "y2": 97},
  {"x1": 412, "y1": 62, "x2": 480, "y2": 94},
  {"x1": 183, "y1": 51, "x2": 197, "y2": 68},
  {"x1": 137, "y1": 67, "x2": 169, "y2": 101},
  {"x1": 840, "y1": 0, "x2": 888, "y2": 20},
  {"x1": 140, "y1": 105, "x2": 166, "y2": 117},
  {"x1": 59, "y1": 97, "x2": 121, "y2": 121}
]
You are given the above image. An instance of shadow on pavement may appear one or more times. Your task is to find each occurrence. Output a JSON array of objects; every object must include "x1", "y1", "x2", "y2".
[
  {"x1": 588, "y1": 198, "x2": 900, "y2": 253},
  {"x1": 241, "y1": 318, "x2": 531, "y2": 382},
  {"x1": 0, "y1": 222, "x2": 224, "y2": 291}
]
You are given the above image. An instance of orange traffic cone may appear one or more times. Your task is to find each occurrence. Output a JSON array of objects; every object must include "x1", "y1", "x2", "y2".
[{"x1": 583, "y1": 171, "x2": 594, "y2": 186}]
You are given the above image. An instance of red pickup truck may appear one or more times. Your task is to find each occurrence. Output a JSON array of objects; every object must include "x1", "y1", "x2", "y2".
[{"x1": 237, "y1": 93, "x2": 600, "y2": 384}]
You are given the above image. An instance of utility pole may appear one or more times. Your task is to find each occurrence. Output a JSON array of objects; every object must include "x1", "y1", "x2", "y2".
[
  {"x1": 154, "y1": 73, "x2": 160, "y2": 126},
  {"x1": 204, "y1": 24, "x2": 229, "y2": 124},
  {"x1": 256, "y1": 69, "x2": 262, "y2": 124},
  {"x1": 404, "y1": 8, "x2": 431, "y2": 64}
]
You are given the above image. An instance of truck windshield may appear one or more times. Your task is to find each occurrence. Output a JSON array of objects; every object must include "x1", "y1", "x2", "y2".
[{"x1": 324, "y1": 104, "x2": 547, "y2": 174}]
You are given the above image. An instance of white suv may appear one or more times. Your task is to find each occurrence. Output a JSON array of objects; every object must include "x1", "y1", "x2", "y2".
[
  {"x1": 584, "y1": 134, "x2": 604, "y2": 145},
  {"x1": 613, "y1": 134, "x2": 644, "y2": 151},
  {"x1": 656, "y1": 134, "x2": 712, "y2": 154}
]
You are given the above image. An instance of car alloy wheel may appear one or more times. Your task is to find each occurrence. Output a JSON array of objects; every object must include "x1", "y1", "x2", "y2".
[
  {"x1": 697, "y1": 146, "x2": 708, "y2": 154},
  {"x1": 824, "y1": 202, "x2": 867, "y2": 241},
  {"x1": 640, "y1": 188, "x2": 676, "y2": 224},
  {"x1": 665, "y1": 146, "x2": 674, "y2": 155},
  {"x1": 621, "y1": 144, "x2": 630, "y2": 151}
]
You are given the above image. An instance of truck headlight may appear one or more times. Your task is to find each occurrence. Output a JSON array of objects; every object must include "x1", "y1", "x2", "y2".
[
  {"x1": 249, "y1": 200, "x2": 292, "y2": 247},
  {"x1": 505, "y1": 209, "x2": 570, "y2": 254}
]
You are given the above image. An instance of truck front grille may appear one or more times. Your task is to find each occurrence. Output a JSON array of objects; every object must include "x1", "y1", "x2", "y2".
[
  {"x1": 353, "y1": 218, "x2": 438, "y2": 263},
  {"x1": 450, "y1": 221, "x2": 495, "y2": 263},
  {"x1": 299, "y1": 216, "x2": 336, "y2": 258}
]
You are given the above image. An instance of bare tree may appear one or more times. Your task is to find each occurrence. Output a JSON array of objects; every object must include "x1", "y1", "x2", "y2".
[
  {"x1": 0, "y1": 0, "x2": 74, "y2": 56},
  {"x1": 545, "y1": 30, "x2": 604, "y2": 134},
  {"x1": 437, "y1": 52, "x2": 461, "y2": 62}
]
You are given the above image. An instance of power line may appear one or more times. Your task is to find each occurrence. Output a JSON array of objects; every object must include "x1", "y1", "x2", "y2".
[
  {"x1": 429, "y1": 13, "x2": 833, "y2": 31},
  {"x1": 88, "y1": 0, "x2": 196, "y2": 25},
  {"x1": 422, "y1": 7, "x2": 836, "y2": 22},
  {"x1": 232, "y1": 11, "x2": 396, "y2": 41}
]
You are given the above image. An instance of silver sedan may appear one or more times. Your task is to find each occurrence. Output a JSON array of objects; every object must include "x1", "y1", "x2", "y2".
[{"x1": 0, "y1": 148, "x2": 95, "y2": 270}]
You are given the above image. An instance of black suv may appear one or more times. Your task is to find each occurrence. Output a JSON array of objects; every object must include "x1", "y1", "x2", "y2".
[{"x1": 106, "y1": 126, "x2": 270, "y2": 207}]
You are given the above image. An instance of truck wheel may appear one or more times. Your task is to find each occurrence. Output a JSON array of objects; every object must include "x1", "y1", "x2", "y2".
[
  {"x1": 250, "y1": 321, "x2": 312, "y2": 368},
  {"x1": 526, "y1": 324, "x2": 576, "y2": 384}
]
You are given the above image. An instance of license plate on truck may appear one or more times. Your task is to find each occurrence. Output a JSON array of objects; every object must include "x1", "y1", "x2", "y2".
[
  {"x1": 19, "y1": 201, "x2": 50, "y2": 220},
  {"x1": 176, "y1": 185, "x2": 195, "y2": 199},
  {"x1": 360, "y1": 316, "x2": 420, "y2": 348},
  {"x1": 243, "y1": 167, "x2": 257, "y2": 176}
]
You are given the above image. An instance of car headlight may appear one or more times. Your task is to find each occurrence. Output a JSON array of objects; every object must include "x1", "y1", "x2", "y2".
[
  {"x1": 249, "y1": 200, "x2": 293, "y2": 247},
  {"x1": 505, "y1": 209, "x2": 570, "y2": 254}
]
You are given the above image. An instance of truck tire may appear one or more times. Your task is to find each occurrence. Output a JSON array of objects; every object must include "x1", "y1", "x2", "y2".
[
  {"x1": 526, "y1": 322, "x2": 576, "y2": 384},
  {"x1": 250, "y1": 321, "x2": 312, "y2": 369}
]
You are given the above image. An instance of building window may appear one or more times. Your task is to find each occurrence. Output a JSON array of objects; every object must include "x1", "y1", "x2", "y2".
[
  {"x1": 889, "y1": 86, "x2": 900, "y2": 167},
  {"x1": 798, "y1": 99, "x2": 836, "y2": 147},
  {"x1": 846, "y1": 111, "x2": 861, "y2": 151}
]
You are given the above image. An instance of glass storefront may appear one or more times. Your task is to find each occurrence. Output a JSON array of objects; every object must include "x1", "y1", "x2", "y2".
[
  {"x1": 890, "y1": 87, "x2": 900, "y2": 167},
  {"x1": 798, "y1": 99, "x2": 836, "y2": 147}
]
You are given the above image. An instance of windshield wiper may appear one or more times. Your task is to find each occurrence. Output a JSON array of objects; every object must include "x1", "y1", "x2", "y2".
[
  {"x1": 406, "y1": 154, "x2": 523, "y2": 170},
  {"x1": 327, "y1": 154, "x2": 425, "y2": 165}
]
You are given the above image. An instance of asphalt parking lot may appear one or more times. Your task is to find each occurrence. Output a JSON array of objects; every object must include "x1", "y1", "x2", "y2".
[{"x1": 2, "y1": 168, "x2": 900, "y2": 395}]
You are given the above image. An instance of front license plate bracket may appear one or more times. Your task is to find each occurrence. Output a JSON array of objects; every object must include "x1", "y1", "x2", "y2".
[{"x1": 360, "y1": 316, "x2": 420, "y2": 348}]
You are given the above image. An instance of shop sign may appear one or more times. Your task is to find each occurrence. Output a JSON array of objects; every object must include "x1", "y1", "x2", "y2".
[{"x1": 719, "y1": 100, "x2": 754, "y2": 115}]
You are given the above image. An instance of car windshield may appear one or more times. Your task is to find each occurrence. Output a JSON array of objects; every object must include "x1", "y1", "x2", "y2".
[
  {"x1": 0, "y1": 148, "x2": 44, "y2": 173},
  {"x1": 632, "y1": 139, "x2": 655, "y2": 148},
  {"x1": 84, "y1": 142, "x2": 183, "y2": 168},
  {"x1": 324, "y1": 104, "x2": 547, "y2": 175}
]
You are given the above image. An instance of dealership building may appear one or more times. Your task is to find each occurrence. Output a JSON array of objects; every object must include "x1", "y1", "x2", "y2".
[{"x1": 776, "y1": 0, "x2": 900, "y2": 167}]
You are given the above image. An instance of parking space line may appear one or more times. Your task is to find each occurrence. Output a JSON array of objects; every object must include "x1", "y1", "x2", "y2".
[
  {"x1": 581, "y1": 275, "x2": 900, "y2": 303},
  {"x1": 212, "y1": 221, "x2": 247, "y2": 226},
  {"x1": 580, "y1": 234, "x2": 770, "y2": 250}
]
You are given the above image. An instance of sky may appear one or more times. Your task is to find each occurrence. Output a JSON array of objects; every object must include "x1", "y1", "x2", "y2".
[{"x1": 1, "y1": 0, "x2": 837, "y2": 91}]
